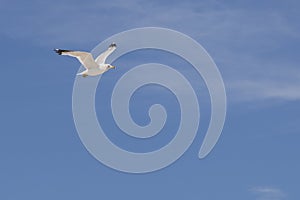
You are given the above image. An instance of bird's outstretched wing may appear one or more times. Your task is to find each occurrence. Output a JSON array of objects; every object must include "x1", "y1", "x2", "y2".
[
  {"x1": 95, "y1": 43, "x2": 117, "y2": 65},
  {"x1": 54, "y1": 49, "x2": 98, "y2": 69}
]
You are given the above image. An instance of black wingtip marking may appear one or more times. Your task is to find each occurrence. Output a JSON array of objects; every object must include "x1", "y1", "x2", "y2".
[
  {"x1": 54, "y1": 49, "x2": 72, "y2": 55},
  {"x1": 54, "y1": 49, "x2": 62, "y2": 55},
  {"x1": 109, "y1": 43, "x2": 117, "y2": 48}
]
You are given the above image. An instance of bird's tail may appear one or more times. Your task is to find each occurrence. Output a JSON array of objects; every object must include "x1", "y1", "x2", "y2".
[
  {"x1": 76, "y1": 71, "x2": 88, "y2": 77},
  {"x1": 54, "y1": 49, "x2": 72, "y2": 55}
]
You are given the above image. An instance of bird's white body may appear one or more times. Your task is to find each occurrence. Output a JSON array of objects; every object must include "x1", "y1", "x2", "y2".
[
  {"x1": 55, "y1": 43, "x2": 117, "y2": 77},
  {"x1": 77, "y1": 63, "x2": 112, "y2": 76}
]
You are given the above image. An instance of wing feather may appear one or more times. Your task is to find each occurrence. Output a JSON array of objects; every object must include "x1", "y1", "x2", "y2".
[
  {"x1": 57, "y1": 50, "x2": 98, "y2": 69},
  {"x1": 95, "y1": 43, "x2": 117, "y2": 64}
]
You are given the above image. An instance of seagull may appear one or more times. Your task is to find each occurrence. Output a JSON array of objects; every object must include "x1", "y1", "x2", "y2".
[{"x1": 54, "y1": 43, "x2": 117, "y2": 77}]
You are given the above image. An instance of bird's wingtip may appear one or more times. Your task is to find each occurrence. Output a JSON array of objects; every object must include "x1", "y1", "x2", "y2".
[
  {"x1": 54, "y1": 48, "x2": 62, "y2": 55},
  {"x1": 109, "y1": 43, "x2": 117, "y2": 48},
  {"x1": 54, "y1": 49, "x2": 72, "y2": 55}
]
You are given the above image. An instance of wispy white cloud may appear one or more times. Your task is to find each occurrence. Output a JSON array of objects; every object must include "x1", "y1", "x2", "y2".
[
  {"x1": 228, "y1": 73, "x2": 300, "y2": 102},
  {"x1": 1, "y1": 0, "x2": 297, "y2": 45},
  {"x1": 250, "y1": 186, "x2": 286, "y2": 200},
  {"x1": 1, "y1": 0, "x2": 299, "y2": 103}
]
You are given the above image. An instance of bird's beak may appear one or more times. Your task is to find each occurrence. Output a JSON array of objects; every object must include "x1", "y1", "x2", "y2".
[{"x1": 111, "y1": 65, "x2": 116, "y2": 69}]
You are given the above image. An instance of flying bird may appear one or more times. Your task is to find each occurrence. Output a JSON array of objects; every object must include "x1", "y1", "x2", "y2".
[{"x1": 54, "y1": 43, "x2": 117, "y2": 77}]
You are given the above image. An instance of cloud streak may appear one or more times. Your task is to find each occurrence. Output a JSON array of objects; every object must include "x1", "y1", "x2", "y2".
[
  {"x1": 228, "y1": 74, "x2": 300, "y2": 102},
  {"x1": 250, "y1": 186, "x2": 286, "y2": 200},
  {"x1": 1, "y1": 1, "x2": 297, "y2": 45},
  {"x1": 1, "y1": 0, "x2": 299, "y2": 103}
]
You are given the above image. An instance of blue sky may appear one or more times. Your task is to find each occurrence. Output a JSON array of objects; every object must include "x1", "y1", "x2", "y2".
[{"x1": 1, "y1": 0, "x2": 299, "y2": 199}]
